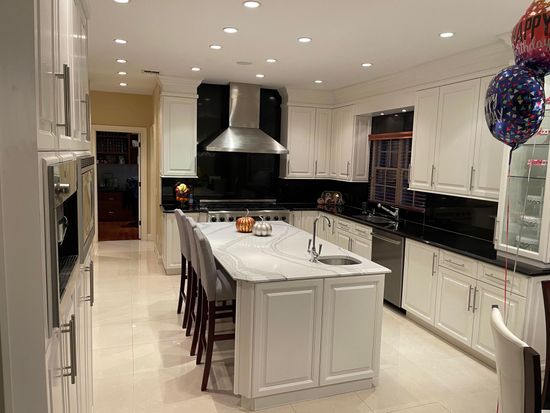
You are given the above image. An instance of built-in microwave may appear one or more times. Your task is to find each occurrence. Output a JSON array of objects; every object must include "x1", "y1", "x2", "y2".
[{"x1": 77, "y1": 154, "x2": 95, "y2": 262}]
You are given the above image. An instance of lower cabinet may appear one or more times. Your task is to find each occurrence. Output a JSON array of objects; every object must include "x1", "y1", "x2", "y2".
[
  {"x1": 162, "y1": 212, "x2": 199, "y2": 274},
  {"x1": 350, "y1": 237, "x2": 372, "y2": 261},
  {"x1": 46, "y1": 333, "x2": 65, "y2": 413},
  {"x1": 320, "y1": 276, "x2": 383, "y2": 385},
  {"x1": 60, "y1": 288, "x2": 79, "y2": 413},
  {"x1": 402, "y1": 240, "x2": 439, "y2": 324}
]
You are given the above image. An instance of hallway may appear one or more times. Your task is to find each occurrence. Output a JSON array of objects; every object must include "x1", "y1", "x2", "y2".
[{"x1": 92, "y1": 240, "x2": 498, "y2": 413}]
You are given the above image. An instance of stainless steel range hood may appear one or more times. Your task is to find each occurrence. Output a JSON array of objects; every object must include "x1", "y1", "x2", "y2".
[{"x1": 204, "y1": 83, "x2": 288, "y2": 154}]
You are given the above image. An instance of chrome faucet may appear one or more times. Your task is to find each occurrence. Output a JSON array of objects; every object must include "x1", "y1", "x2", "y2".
[
  {"x1": 377, "y1": 203, "x2": 400, "y2": 221},
  {"x1": 308, "y1": 215, "x2": 332, "y2": 262}
]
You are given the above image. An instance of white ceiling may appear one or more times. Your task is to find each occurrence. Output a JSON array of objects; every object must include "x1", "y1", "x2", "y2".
[{"x1": 88, "y1": 0, "x2": 531, "y2": 95}]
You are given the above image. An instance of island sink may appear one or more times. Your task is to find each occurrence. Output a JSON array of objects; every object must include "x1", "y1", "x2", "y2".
[{"x1": 318, "y1": 255, "x2": 362, "y2": 265}]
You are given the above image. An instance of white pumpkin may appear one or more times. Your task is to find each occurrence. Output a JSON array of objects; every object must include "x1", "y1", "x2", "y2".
[{"x1": 253, "y1": 216, "x2": 272, "y2": 237}]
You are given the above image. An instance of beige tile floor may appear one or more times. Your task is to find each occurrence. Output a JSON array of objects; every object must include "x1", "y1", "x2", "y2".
[{"x1": 93, "y1": 240, "x2": 498, "y2": 413}]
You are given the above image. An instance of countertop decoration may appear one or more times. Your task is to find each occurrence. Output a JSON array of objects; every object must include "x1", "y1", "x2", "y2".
[
  {"x1": 236, "y1": 210, "x2": 254, "y2": 233},
  {"x1": 252, "y1": 216, "x2": 272, "y2": 237},
  {"x1": 317, "y1": 191, "x2": 344, "y2": 207},
  {"x1": 175, "y1": 182, "x2": 191, "y2": 207}
]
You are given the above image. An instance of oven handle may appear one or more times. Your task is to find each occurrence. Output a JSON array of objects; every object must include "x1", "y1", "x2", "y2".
[{"x1": 58, "y1": 216, "x2": 69, "y2": 245}]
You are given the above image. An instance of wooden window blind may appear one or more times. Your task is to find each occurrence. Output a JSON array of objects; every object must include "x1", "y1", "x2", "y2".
[{"x1": 369, "y1": 139, "x2": 426, "y2": 211}]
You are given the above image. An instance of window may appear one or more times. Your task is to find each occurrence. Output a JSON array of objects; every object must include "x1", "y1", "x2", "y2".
[{"x1": 369, "y1": 138, "x2": 426, "y2": 211}]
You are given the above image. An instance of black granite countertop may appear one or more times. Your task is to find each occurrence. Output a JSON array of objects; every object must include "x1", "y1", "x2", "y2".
[
  {"x1": 160, "y1": 204, "x2": 204, "y2": 214},
  {"x1": 281, "y1": 203, "x2": 550, "y2": 277}
]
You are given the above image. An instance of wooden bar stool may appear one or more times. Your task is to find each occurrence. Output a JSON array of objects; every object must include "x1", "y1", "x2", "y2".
[
  {"x1": 193, "y1": 227, "x2": 236, "y2": 391},
  {"x1": 174, "y1": 210, "x2": 189, "y2": 320},
  {"x1": 183, "y1": 216, "x2": 200, "y2": 342}
]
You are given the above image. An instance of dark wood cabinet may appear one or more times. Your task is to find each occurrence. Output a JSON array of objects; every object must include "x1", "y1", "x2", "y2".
[{"x1": 98, "y1": 191, "x2": 133, "y2": 221}]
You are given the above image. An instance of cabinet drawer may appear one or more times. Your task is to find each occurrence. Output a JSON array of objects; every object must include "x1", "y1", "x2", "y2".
[
  {"x1": 439, "y1": 250, "x2": 476, "y2": 276},
  {"x1": 336, "y1": 219, "x2": 353, "y2": 233},
  {"x1": 353, "y1": 224, "x2": 372, "y2": 239},
  {"x1": 98, "y1": 192, "x2": 123, "y2": 202},
  {"x1": 476, "y1": 262, "x2": 528, "y2": 297}
]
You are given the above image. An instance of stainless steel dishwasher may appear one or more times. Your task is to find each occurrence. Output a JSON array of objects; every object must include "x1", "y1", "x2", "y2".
[{"x1": 371, "y1": 228, "x2": 405, "y2": 308}]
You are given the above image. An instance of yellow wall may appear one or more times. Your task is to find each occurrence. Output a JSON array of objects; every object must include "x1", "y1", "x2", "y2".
[{"x1": 90, "y1": 91, "x2": 153, "y2": 127}]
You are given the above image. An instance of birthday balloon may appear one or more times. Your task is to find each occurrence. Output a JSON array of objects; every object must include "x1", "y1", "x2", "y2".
[
  {"x1": 485, "y1": 65, "x2": 545, "y2": 149},
  {"x1": 511, "y1": 0, "x2": 550, "y2": 77}
]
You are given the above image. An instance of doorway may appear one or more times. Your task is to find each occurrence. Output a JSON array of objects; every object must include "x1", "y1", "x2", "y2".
[{"x1": 96, "y1": 130, "x2": 140, "y2": 241}]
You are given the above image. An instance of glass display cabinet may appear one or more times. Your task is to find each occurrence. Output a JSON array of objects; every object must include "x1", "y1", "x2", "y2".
[{"x1": 495, "y1": 78, "x2": 550, "y2": 264}]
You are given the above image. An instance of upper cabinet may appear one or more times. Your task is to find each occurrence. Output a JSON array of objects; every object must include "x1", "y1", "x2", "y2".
[
  {"x1": 37, "y1": 0, "x2": 90, "y2": 151},
  {"x1": 409, "y1": 76, "x2": 503, "y2": 201},
  {"x1": 281, "y1": 105, "x2": 369, "y2": 182},
  {"x1": 155, "y1": 77, "x2": 201, "y2": 178}
]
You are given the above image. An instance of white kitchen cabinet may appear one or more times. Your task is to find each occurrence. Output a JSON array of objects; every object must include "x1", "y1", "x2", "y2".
[
  {"x1": 350, "y1": 236, "x2": 372, "y2": 261},
  {"x1": 402, "y1": 240, "x2": 439, "y2": 324},
  {"x1": 80, "y1": 255, "x2": 93, "y2": 413},
  {"x1": 319, "y1": 213, "x2": 337, "y2": 244},
  {"x1": 336, "y1": 231, "x2": 353, "y2": 250},
  {"x1": 470, "y1": 76, "x2": 503, "y2": 200},
  {"x1": 60, "y1": 288, "x2": 78, "y2": 413},
  {"x1": 283, "y1": 106, "x2": 316, "y2": 178},
  {"x1": 291, "y1": 211, "x2": 302, "y2": 228},
  {"x1": 162, "y1": 211, "x2": 199, "y2": 274},
  {"x1": 351, "y1": 116, "x2": 371, "y2": 182},
  {"x1": 471, "y1": 281, "x2": 526, "y2": 360},
  {"x1": 320, "y1": 276, "x2": 383, "y2": 385},
  {"x1": 300, "y1": 210, "x2": 319, "y2": 233},
  {"x1": 432, "y1": 79, "x2": 480, "y2": 196},
  {"x1": 160, "y1": 96, "x2": 198, "y2": 177},
  {"x1": 252, "y1": 279, "x2": 323, "y2": 397},
  {"x1": 331, "y1": 106, "x2": 355, "y2": 180},
  {"x1": 409, "y1": 89, "x2": 439, "y2": 191},
  {"x1": 314, "y1": 109, "x2": 332, "y2": 177},
  {"x1": 434, "y1": 267, "x2": 475, "y2": 346},
  {"x1": 46, "y1": 334, "x2": 64, "y2": 413}
]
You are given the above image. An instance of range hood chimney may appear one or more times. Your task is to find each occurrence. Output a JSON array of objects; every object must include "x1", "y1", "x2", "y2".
[{"x1": 204, "y1": 83, "x2": 288, "y2": 154}]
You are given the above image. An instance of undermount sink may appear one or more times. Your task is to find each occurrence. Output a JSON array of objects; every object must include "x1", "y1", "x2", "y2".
[
  {"x1": 317, "y1": 256, "x2": 362, "y2": 266},
  {"x1": 355, "y1": 215, "x2": 396, "y2": 225}
]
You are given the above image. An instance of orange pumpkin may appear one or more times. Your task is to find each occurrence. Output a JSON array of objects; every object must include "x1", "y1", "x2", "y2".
[{"x1": 236, "y1": 211, "x2": 255, "y2": 233}]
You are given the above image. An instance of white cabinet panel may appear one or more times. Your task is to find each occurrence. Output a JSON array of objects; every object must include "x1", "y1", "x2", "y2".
[
  {"x1": 336, "y1": 232, "x2": 352, "y2": 250},
  {"x1": 351, "y1": 116, "x2": 370, "y2": 182},
  {"x1": 46, "y1": 334, "x2": 64, "y2": 413},
  {"x1": 471, "y1": 76, "x2": 503, "y2": 200},
  {"x1": 402, "y1": 240, "x2": 439, "y2": 324},
  {"x1": 409, "y1": 89, "x2": 439, "y2": 191},
  {"x1": 334, "y1": 106, "x2": 355, "y2": 180},
  {"x1": 162, "y1": 212, "x2": 198, "y2": 273},
  {"x1": 286, "y1": 107, "x2": 316, "y2": 178},
  {"x1": 434, "y1": 267, "x2": 475, "y2": 346},
  {"x1": 160, "y1": 96, "x2": 197, "y2": 177},
  {"x1": 60, "y1": 290, "x2": 78, "y2": 413},
  {"x1": 432, "y1": 79, "x2": 480, "y2": 196},
  {"x1": 351, "y1": 237, "x2": 372, "y2": 260},
  {"x1": 471, "y1": 282, "x2": 526, "y2": 360},
  {"x1": 320, "y1": 276, "x2": 383, "y2": 385},
  {"x1": 300, "y1": 211, "x2": 318, "y2": 234},
  {"x1": 314, "y1": 109, "x2": 332, "y2": 177},
  {"x1": 252, "y1": 280, "x2": 323, "y2": 397}
]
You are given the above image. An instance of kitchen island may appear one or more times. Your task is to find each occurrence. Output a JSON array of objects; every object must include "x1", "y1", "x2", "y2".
[{"x1": 198, "y1": 221, "x2": 390, "y2": 410}]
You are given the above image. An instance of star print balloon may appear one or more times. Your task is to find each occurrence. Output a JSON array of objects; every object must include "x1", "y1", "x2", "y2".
[
  {"x1": 485, "y1": 65, "x2": 545, "y2": 149},
  {"x1": 511, "y1": 0, "x2": 550, "y2": 77}
]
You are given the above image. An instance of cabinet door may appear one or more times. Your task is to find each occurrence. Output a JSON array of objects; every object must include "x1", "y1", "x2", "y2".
[
  {"x1": 409, "y1": 88, "x2": 439, "y2": 191},
  {"x1": 434, "y1": 267, "x2": 475, "y2": 346},
  {"x1": 319, "y1": 213, "x2": 336, "y2": 243},
  {"x1": 320, "y1": 276, "x2": 384, "y2": 385},
  {"x1": 84, "y1": 259, "x2": 93, "y2": 413},
  {"x1": 351, "y1": 116, "x2": 370, "y2": 182},
  {"x1": 470, "y1": 76, "x2": 503, "y2": 200},
  {"x1": 286, "y1": 107, "x2": 316, "y2": 178},
  {"x1": 336, "y1": 231, "x2": 352, "y2": 250},
  {"x1": 252, "y1": 280, "x2": 323, "y2": 397},
  {"x1": 314, "y1": 108, "x2": 332, "y2": 178},
  {"x1": 160, "y1": 96, "x2": 198, "y2": 177},
  {"x1": 37, "y1": 0, "x2": 57, "y2": 150},
  {"x1": 329, "y1": 108, "x2": 340, "y2": 178},
  {"x1": 402, "y1": 240, "x2": 438, "y2": 324},
  {"x1": 336, "y1": 107, "x2": 354, "y2": 180},
  {"x1": 46, "y1": 334, "x2": 65, "y2": 413},
  {"x1": 60, "y1": 292, "x2": 78, "y2": 413},
  {"x1": 300, "y1": 211, "x2": 318, "y2": 234},
  {"x1": 351, "y1": 236, "x2": 372, "y2": 260},
  {"x1": 433, "y1": 79, "x2": 480, "y2": 196},
  {"x1": 291, "y1": 211, "x2": 302, "y2": 228},
  {"x1": 75, "y1": 271, "x2": 88, "y2": 413},
  {"x1": 471, "y1": 282, "x2": 526, "y2": 360}
]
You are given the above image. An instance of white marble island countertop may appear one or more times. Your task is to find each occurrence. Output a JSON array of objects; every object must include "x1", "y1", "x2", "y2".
[{"x1": 197, "y1": 221, "x2": 391, "y2": 283}]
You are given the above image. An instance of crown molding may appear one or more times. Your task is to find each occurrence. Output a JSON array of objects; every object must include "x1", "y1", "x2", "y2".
[
  {"x1": 279, "y1": 87, "x2": 334, "y2": 107},
  {"x1": 157, "y1": 76, "x2": 202, "y2": 98}
]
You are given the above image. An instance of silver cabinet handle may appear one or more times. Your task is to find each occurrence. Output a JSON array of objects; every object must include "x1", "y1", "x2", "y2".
[
  {"x1": 431, "y1": 252, "x2": 437, "y2": 276},
  {"x1": 430, "y1": 165, "x2": 435, "y2": 186},
  {"x1": 444, "y1": 259, "x2": 465, "y2": 267},
  {"x1": 469, "y1": 166, "x2": 475, "y2": 191},
  {"x1": 493, "y1": 219, "x2": 500, "y2": 244},
  {"x1": 485, "y1": 272, "x2": 510, "y2": 285},
  {"x1": 467, "y1": 285, "x2": 473, "y2": 311},
  {"x1": 61, "y1": 315, "x2": 77, "y2": 384},
  {"x1": 83, "y1": 260, "x2": 94, "y2": 306},
  {"x1": 80, "y1": 94, "x2": 90, "y2": 138},
  {"x1": 56, "y1": 64, "x2": 71, "y2": 136},
  {"x1": 332, "y1": 219, "x2": 335, "y2": 235},
  {"x1": 287, "y1": 159, "x2": 290, "y2": 174},
  {"x1": 346, "y1": 161, "x2": 351, "y2": 176},
  {"x1": 348, "y1": 238, "x2": 352, "y2": 251},
  {"x1": 472, "y1": 288, "x2": 479, "y2": 313},
  {"x1": 314, "y1": 160, "x2": 318, "y2": 176}
]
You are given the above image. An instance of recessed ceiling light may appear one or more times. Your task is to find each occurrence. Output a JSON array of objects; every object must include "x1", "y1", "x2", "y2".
[
  {"x1": 298, "y1": 37, "x2": 312, "y2": 43},
  {"x1": 402, "y1": 109, "x2": 407, "y2": 113},
  {"x1": 243, "y1": 1, "x2": 261, "y2": 8},
  {"x1": 266, "y1": 58, "x2": 277, "y2": 63},
  {"x1": 119, "y1": 82, "x2": 127, "y2": 87},
  {"x1": 114, "y1": 38, "x2": 127, "y2": 44},
  {"x1": 113, "y1": 0, "x2": 130, "y2": 3},
  {"x1": 380, "y1": 112, "x2": 385, "y2": 116},
  {"x1": 118, "y1": 71, "x2": 127, "y2": 75},
  {"x1": 223, "y1": 27, "x2": 238, "y2": 34},
  {"x1": 116, "y1": 58, "x2": 127, "y2": 63},
  {"x1": 440, "y1": 32, "x2": 454, "y2": 38},
  {"x1": 361, "y1": 63, "x2": 373, "y2": 67},
  {"x1": 256, "y1": 74, "x2": 265, "y2": 78},
  {"x1": 314, "y1": 80, "x2": 323, "y2": 84},
  {"x1": 209, "y1": 44, "x2": 222, "y2": 50},
  {"x1": 191, "y1": 67, "x2": 201, "y2": 72}
]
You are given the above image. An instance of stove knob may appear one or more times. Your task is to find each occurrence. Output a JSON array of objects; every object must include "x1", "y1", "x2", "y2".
[
  {"x1": 228, "y1": 216, "x2": 234, "y2": 222},
  {"x1": 211, "y1": 217, "x2": 217, "y2": 222},
  {"x1": 220, "y1": 217, "x2": 226, "y2": 222},
  {"x1": 274, "y1": 216, "x2": 279, "y2": 221},
  {"x1": 281, "y1": 216, "x2": 287, "y2": 221},
  {"x1": 265, "y1": 216, "x2": 271, "y2": 221}
]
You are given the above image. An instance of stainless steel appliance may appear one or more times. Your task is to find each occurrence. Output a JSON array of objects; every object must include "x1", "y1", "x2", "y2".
[
  {"x1": 44, "y1": 157, "x2": 79, "y2": 333},
  {"x1": 371, "y1": 228, "x2": 405, "y2": 308},
  {"x1": 202, "y1": 199, "x2": 290, "y2": 223},
  {"x1": 77, "y1": 154, "x2": 95, "y2": 261}
]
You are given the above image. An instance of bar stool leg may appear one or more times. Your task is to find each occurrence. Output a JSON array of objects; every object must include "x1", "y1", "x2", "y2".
[
  {"x1": 177, "y1": 255, "x2": 186, "y2": 314},
  {"x1": 190, "y1": 281, "x2": 203, "y2": 356},
  {"x1": 197, "y1": 290, "x2": 208, "y2": 365},
  {"x1": 201, "y1": 301, "x2": 217, "y2": 391},
  {"x1": 185, "y1": 267, "x2": 197, "y2": 335},
  {"x1": 182, "y1": 261, "x2": 193, "y2": 331}
]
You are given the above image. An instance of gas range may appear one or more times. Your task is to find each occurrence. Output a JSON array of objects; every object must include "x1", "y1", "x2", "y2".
[{"x1": 201, "y1": 199, "x2": 290, "y2": 223}]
